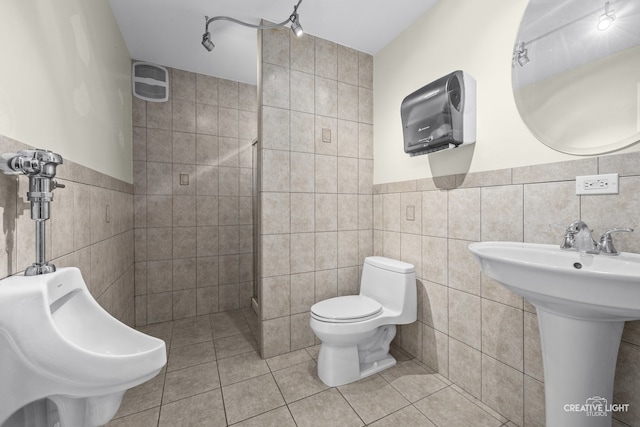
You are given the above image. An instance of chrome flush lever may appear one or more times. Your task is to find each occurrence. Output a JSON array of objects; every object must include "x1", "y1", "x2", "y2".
[{"x1": 0, "y1": 149, "x2": 64, "y2": 275}]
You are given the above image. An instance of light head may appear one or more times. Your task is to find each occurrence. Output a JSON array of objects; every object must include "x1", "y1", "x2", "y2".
[
  {"x1": 290, "y1": 12, "x2": 303, "y2": 37},
  {"x1": 202, "y1": 31, "x2": 214, "y2": 51}
]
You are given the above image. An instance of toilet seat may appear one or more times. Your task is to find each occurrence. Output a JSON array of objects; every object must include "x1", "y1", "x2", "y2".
[{"x1": 311, "y1": 295, "x2": 382, "y2": 323}]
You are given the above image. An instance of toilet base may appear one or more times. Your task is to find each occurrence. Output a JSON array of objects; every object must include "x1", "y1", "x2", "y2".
[
  {"x1": 360, "y1": 354, "x2": 397, "y2": 381},
  {"x1": 3, "y1": 392, "x2": 125, "y2": 427},
  {"x1": 51, "y1": 392, "x2": 126, "y2": 427},
  {"x1": 316, "y1": 324, "x2": 397, "y2": 387}
]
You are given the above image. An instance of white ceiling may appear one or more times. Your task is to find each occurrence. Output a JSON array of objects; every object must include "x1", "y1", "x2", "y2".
[{"x1": 108, "y1": 0, "x2": 439, "y2": 85}]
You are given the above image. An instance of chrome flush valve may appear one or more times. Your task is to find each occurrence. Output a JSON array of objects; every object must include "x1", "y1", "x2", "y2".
[{"x1": 0, "y1": 149, "x2": 65, "y2": 275}]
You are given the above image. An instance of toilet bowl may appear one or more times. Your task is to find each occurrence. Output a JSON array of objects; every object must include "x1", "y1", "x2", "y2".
[
  {"x1": 310, "y1": 256, "x2": 416, "y2": 387},
  {"x1": 0, "y1": 267, "x2": 166, "y2": 427}
]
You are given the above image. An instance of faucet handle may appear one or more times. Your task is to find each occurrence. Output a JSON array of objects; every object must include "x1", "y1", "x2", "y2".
[
  {"x1": 549, "y1": 223, "x2": 574, "y2": 249},
  {"x1": 599, "y1": 227, "x2": 634, "y2": 255}
]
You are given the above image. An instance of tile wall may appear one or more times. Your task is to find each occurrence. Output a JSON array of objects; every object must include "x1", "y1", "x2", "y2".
[
  {"x1": 257, "y1": 26, "x2": 375, "y2": 358},
  {"x1": 132, "y1": 66, "x2": 258, "y2": 326},
  {"x1": 373, "y1": 153, "x2": 640, "y2": 426},
  {"x1": 0, "y1": 134, "x2": 135, "y2": 325}
]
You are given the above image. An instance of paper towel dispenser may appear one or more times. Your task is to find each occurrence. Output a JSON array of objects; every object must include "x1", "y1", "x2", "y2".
[{"x1": 401, "y1": 70, "x2": 476, "y2": 156}]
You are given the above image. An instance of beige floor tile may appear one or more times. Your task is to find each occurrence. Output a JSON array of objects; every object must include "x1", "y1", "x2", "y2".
[
  {"x1": 222, "y1": 373, "x2": 286, "y2": 424},
  {"x1": 381, "y1": 360, "x2": 448, "y2": 402},
  {"x1": 368, "y1": 405, "x2": 436, "y2": 427},
  {"x1": 170, "y1": 315, "x2": 213, "y2": 348},
  {"x1": 159, "y1": 389, "x2": 226, "y2": 427},
  {"x1": 288, "y1": 389, "x2": 364, "y2": 427},
  {"x1": 106, "y1": 407, "x2": 160, "y2": 427},
  {"x1": 123, "y1": 318, "x2": 515, "y2": 427},
  {"x1": 231, "y1": 406, "x2": 297, "y2": 427},
  {"x1": 338, "y1": 374, "x2": 410, "y2": 424},
  {"x1": 162, "y1": 361, "x2": 220, "y2": 404},
  {"x1": 215, "y1": 331, "x2": 258, "y2": 359},
  {"x1": 167, "y1": 340, "x2": 216, "y2": 372},
  {"x1": 305, "y1": 344, "x2": 321, "y2": 360},
  {"x1": 172, "y1": 314, "x2": 212, "y2": 331},
  {"x1": 390, "y1": 345, "x2": 414, "y2": 362},
  {"x1": 218, "y1": 350, "x2": 270, "y2": 386},
  {"x1": 450, "y1": 384, "x2": 509, "y2": 424},
  {"x1": 414, "y1": 387, "x2": 503, "y2": 427},
  {"x1": 266, "y1": 348, "x2": 313, "y2": 372},
  {"x1": 241, "y1": 307, "x2": 260, "y2": 333},
  {"x1": 272, "y1": 360, "x2": 329, "y2": 403},
  {"x1": 113, "y1": 373, "x2": 164, "y2": 418},
  {"x1": 210, "y1": 309, "x2": 251, "y2": 339}
]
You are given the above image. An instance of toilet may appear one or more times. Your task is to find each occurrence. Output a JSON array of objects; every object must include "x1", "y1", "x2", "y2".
[
  {"x1": 0, "y1": 267, "x2": 166, "y2": 427},
  {"x1": 310, "y1": 256, "x2": 417, "y2": 387}
]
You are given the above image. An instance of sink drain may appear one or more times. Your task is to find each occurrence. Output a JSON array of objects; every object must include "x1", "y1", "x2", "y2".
[{"x1": 573, "y1": 262, "x2": 583, "y2": 269}]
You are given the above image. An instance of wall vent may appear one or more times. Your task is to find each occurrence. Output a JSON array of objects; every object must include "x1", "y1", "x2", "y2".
[{"x1": 132, "y1": 61, "x2": 169, "y2": 102}]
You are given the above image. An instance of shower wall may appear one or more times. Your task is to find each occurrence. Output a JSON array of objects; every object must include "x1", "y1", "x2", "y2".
[
  {"x1": 257, "y1": 26, "x2": 375, "y2": 358},
  {"x1": 132, "y1": 66, "x2": 257, "y2": 326},
  {"x1": 0, "y1": 134, "x2": 135, "y2": 325}
]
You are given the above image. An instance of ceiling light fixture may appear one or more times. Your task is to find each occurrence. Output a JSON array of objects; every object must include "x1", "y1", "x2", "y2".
[
  {"x1": 597, "y1": 1, "x2": 616, "y2": 31},
  {"x1": 201, "y1": 0, "x2": 304, "y2": 52}
]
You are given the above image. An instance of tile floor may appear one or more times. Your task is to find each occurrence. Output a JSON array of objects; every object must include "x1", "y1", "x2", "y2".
[{"x1": 107, "y1": 309, "x2": 517, "y2": 427}]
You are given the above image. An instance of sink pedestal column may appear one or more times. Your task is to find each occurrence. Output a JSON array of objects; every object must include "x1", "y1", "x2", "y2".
[{"x1": 537, "y1": 308, "x2": 625, "y2": 427}]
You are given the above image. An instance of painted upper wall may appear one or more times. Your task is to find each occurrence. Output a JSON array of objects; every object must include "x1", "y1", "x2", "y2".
[
  {"x1": 373, "y1": 0, "x2": 640, "y2": 184},
  {"x1": 0, "y1": 0, "x2": 133, "y2": 183}
]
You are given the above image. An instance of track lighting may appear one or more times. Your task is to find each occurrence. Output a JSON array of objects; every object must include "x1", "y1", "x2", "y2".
[
  {"x1": 201, "y1": 32, "x2": 214, "y2": 51},
  {"x1": 201, "y1": 0, "x2": 303, "y2": 52},
  {"x1": 597, "y1": 1, "x2": 615, "y2": 31},
  {"x1": 290, "y1": 11, "x2": 303, "y2": 37},
  {"x1": 513, "y1": 1, "x2": 620, "y2": 69}
]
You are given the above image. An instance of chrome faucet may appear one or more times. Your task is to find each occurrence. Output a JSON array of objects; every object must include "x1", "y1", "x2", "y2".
[
  {"x1": 0, "y1": 149, "x2": 64, "y2": 275},
  {"x1": 557, "y1": 220, "x2": 633, "y2": 255},
  {"x1": 561, "y1": 220, "x2": 599, "y2": 253}
]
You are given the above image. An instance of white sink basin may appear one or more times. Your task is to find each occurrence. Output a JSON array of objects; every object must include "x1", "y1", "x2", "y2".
[
  {"x1": 468, "y1": 241, "x2": 640, "y2": 320},
  {"x1": 468, "y1": 241, "x2": 640, "y2": 427}
]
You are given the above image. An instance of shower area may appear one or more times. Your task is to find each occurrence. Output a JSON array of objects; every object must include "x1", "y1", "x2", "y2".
[
  {"x1": 133, "y1": 23, "x2": 374, "y2": 360},
  {"x1": 132, "y1": 66, "x2": 260, "y2": 333}
]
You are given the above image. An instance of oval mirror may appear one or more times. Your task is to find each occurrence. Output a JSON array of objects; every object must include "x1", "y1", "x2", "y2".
[{"x1": 512, "y1": 0, "x2": 640, "y2": 154}]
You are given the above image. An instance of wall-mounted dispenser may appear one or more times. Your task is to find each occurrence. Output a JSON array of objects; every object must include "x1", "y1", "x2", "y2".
[
  {"x1": 132, "y1": 61, "x2": 169, "y2": 102},
  {"x1": 401, "y1": 70, "x2": 476, "y2": 156}
]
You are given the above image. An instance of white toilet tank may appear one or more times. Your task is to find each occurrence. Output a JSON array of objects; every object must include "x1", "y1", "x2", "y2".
[{"x1": 360, "y1": 257, "x2": 417, "y2": 324}]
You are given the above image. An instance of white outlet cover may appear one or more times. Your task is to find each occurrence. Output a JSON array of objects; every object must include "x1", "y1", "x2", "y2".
[{"x1": 576, "y1": 173, "x2": 619, "y2": 195}]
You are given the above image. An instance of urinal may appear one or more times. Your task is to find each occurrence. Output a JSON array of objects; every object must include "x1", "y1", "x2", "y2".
[{"x1": 0, "y1": 267, "x2": 166, "y2": 427}]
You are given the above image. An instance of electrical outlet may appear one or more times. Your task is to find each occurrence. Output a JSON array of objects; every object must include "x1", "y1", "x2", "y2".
[
  {"x1": 576, "y1": 173, "x2": 619, "y2": 195},
  {"x1": 406, "y1": 205, "x2": 415, "y2": 221},
  {"x1": 322, "y1": 128, "x2": 331, "y2": 143}
]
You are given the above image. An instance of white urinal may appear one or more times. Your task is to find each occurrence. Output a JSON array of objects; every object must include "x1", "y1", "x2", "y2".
[{"x1": 0, "y1": 267, "x2": 166, "y2": 427}]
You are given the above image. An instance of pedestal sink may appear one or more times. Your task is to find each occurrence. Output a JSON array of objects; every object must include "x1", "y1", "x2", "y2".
[{"x1": 468, "y1": 241, "x2": 640, "y2": 427}]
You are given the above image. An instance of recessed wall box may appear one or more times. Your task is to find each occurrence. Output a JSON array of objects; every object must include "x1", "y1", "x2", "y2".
[
  {"x1": 132, "y1": 61, "x2": 169, "y2": 102},
  {"x1": 401, "y1": 70, "x2": 476, "y2": 156}
]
